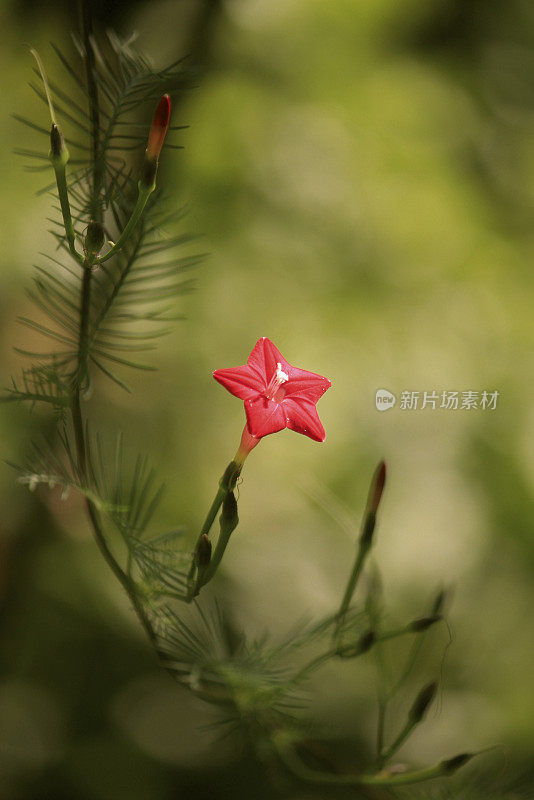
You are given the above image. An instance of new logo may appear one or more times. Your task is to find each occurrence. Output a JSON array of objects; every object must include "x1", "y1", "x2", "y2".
[{"x1": 375, "y1": 389, "x2": 396, "y2": 412}]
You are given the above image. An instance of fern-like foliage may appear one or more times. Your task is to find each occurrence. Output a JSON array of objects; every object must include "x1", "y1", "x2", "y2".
[
  {"x1": 5, "y1": 361, "x2": 70, "y2": 413},
  {"x1": 11, "y1": 30, "x2": 200, "y2": 394},
  {"x1": 86, "y1": 203, "x2": 201, "y2": 389},
  {"x1": 17, "y1": 32, "x2": 190, "y2": 211},
  {"x1": 153, "y1": 601, "x2": 314, "y2": 723},
  {"x1": 5, "y1": 17, "x2": 200, "y2": 672},
  {"x1": 85, "y1": 432, "x2": 190, "y2": 598}
]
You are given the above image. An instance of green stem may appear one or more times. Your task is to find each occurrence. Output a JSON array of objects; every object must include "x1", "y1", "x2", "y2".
[
  {"x1": 71, "y1": 385, "x2": 87, "y2": 477},
  {"x1": 334, "y1": 538, "x2": 371, "y2": 641},
  {"x1": 389, "y1": 608, "x2": 439, "y2": 698},
  {"x1": 291, "y1": 650, "x2": 338, "y2": 685},
  {"x1": 53, "y1": 161, "x2": 83, "y2": 264},
  {"x1": 197, "y1": 518, "x2": 233, "y2": 589},
  {"x1": 291, "y1": 630, "x2": 376, "y2": 688},
  {"x1": 59, "y1": 8, "x2": 172, "y2": 669},
  {"x1": 200, "y1": 486, "x2": 229, "y2": 538},
  {"x1": 375, "y1": 642, "x2": 389, "y2": 759},
  {"x1": 273, "y1": 737, "x2": 458, "y2": 788},
  {"x1": 79, "y1": 0, "x2": 102, "y2": 221},
  {"x1": 97, "y1": 183, "x2": 154, "y2": 264},
  {"x1": 77, "y1": 260, "x2": 93, "y2": 387},
  {"x1": 86, "y1": 487, "x2": 157, "y2": 646},
  {"x1": 71, "y1": 263, "x2": 159, "y2": 650},
  {"x1": 186, "y1": 484, "x2": 227, "y2": 590},
  {"x1": 376, "y1": 703, "x2": 386, "y2": 761},
  {"x1": 377, "y1": 718, "x2": 415, "y2": 768},
  {"x1": 377, "y1": 624, "x2": 421, "y2": 643},
  {"x1": 390, "y1": 641, "x2": 426, "y2": 699},
  {"x1": 71, "y1": 385, "x2": 158, "y2": 646},
  {"x1": 365, "y1": 584, "x2": 389, "y2": 761},
  {"x1": 186, "y1": 461, "x2": 240, "y2": 600}
]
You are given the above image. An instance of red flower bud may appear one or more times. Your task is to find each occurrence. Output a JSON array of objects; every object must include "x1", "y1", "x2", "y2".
[{"x1": 146, "y1": 94, "x2": 171, "y2": 161}]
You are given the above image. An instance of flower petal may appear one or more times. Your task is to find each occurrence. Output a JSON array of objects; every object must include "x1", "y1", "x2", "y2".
[
  {"x1": 283, "y1": 397, "x2": 326, "y2": 442},
  {"x1": 213, "y1": 365, "x2": 263, "y2": 400},
  {"x1": 246, "y1": 337, "x2": 286, "y2": 384},
  {"x1": 283, "y1": 368, "x2": 331, "y2": 403},
  {"x1": 245, "y1": 396, "x2": 287, "y2": 438}
]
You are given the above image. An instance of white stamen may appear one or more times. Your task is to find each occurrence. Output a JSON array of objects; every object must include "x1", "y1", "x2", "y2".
[
  {"x1": 276, "y1": 362, "x2": 289, "y2": 383},
  {"x1": 265, "y1": 362, "x2": 289, "y2": 400}
]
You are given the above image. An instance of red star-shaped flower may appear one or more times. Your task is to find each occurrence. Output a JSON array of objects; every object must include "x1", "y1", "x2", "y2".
[{"x1": 213, "y1": 337, "x2": 331, "y2": 442}]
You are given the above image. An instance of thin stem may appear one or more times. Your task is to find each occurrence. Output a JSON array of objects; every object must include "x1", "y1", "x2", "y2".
[
  {"x1": 70, "y1": 255, "x2": 159, "y2": 649},
  {"x1": 291, "y1": 650, "x2": 340, "y2": 686},
  {"x1": 196, "y1": 516, "x2": 233, "y2": 590},
  {"x1": 376, "y1": 703, "x2": 387, "y2": 761},
  {"x1": 53, "y1": 161, "x2": 83, "y2": 264},
  {"x1": 335, "y1": 464, "x2": 385, "y2": 642},
  {"x1": 389, "y1": 603, "x2": 442, "y2": 698},
  {"x1": 393, "y1": 638, "x2": 426, "y2": 698},
  {"x1": 76, "y1": 260, "x2": 92, "y2": 387},
  {"x1": 186, "y1": 461, "x2": 240, "y2": 600},
  {"x1": 79, "y1": 0, "x2": 102, "y2": 221},
  {"x1": 273, "y1": 737, "x2": 458, "y2": 788},
  {"x1": 63, "y1": 6, "x2": 167, "y2": 654},
  {"x1": 86, "y1": 495, "x2": 158, "y2": 647},
  {"x1": 375, "y1": 641, "x2": 389, "y2": 759},
  {"x1": 89, "y1": 228, "x2": 142, "y2": 345},
  {"x1": 71, "y1": 387, "x2": 86, "y2": 476},
  {"x1": 377, "y1": 624, "x2": 425, "y2": 643},
  {"x1": 365, "y1": 575, "x2": 389, "y2": 761},
  {"x1": 334, "y1": 538, "x2": 371, "y2": 642},
  {"x1": 71, "y1": 375, "x2": 158, "y2": 645},
  {"x1": 291, "y1": 630, "x2": 376, "y2": 688},
  {"x1": 377, "y1": 718, "x2": 415, "y2": 767},
  {"x1": 71, "y1": 364, "x2": 159, "y2": 651},
  {"x1": 97, "y1": 183, "x2": 153, "y2": 264},
  {"x1": 186, "y1": 485, "x2": 227, "y2": 589}
]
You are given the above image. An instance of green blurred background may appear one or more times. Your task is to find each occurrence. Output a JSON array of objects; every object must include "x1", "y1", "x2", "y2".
[{"x1": 0, "y1": 0, "x2": 533, "y2": 797}]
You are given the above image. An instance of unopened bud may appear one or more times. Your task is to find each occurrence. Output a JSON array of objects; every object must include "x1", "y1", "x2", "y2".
[
  {"x1": 140, "y1": 94, "x2": 171, "y2": 189},
  {"x1": 409, "y1": 614, "x2": 441, "y2": 633},
  {"x1": 338, "y1": 630, "x2": 376, "y2": 658},
  {"x1": 84, "y1": 220, "x2": 105, "y2": 256},
  {"x1": 368, "y1": 460, "x2": 386, "y2": 514},
  {"x1": 409, "y1": 681, "x2": 437, "y2": 724},
  {"x1": 50, "y1": 124, "x2": 62, "y2": 156},
  {"x1": 441, "y1": 753, "x2": 474, "y2": 774},
  {"x1": 195, "y1": 534, "x2": 212, "y2": 567},
  {"x1": 220, "y1": 490, "x2": 238, "y2": 534},
  {"x1": 146, "y1": 94, "x2": 171, "y2": 161},
  {"x1": 49, "y1": 123, "x2": 68, "y2": 165},
  {"x1": 356, "y1": 629, "x2": 376, "y2": 655}
]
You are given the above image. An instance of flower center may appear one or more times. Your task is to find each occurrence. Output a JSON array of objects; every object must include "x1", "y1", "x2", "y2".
[{"x1": 264, "y1": 362, "x2": 289, "y2": 401}]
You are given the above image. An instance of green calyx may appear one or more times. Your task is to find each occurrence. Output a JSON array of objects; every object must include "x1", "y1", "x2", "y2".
[
  {"x1": 49, "y1": 124, "x2": 69, "y2": 168},
  {"x1": 139, "y1": 157, "x2": 158, "y2": 191}
]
